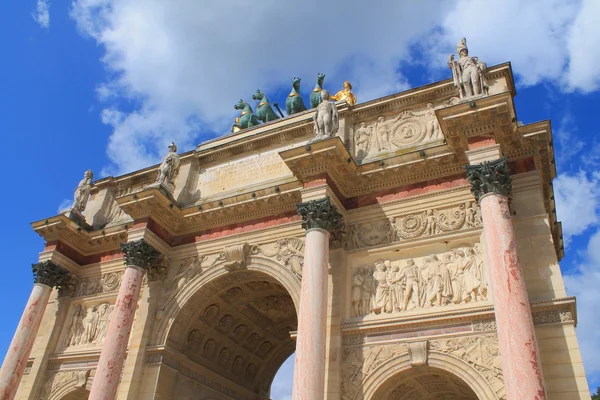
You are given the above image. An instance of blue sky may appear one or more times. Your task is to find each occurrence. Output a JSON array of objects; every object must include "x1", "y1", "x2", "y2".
[{"x1": 1, "y1": 0, "x2": 599, "y2": 398}]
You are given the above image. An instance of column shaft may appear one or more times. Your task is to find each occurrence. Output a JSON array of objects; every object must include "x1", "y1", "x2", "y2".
[
  {"x1": 480, "y1": 193, "x2": 546, "y2": 400},
  {"x1": 89, "y1": 266, "x2": 144, "y2": 400},
  {"x1": 0, "y1": 284, "x2": 51, "y2": 400},
  {"x1": 292, "y1": 228, "x2": 330, "y2": 400}
]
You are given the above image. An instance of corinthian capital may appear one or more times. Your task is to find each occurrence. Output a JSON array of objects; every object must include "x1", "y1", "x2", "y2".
[
  {"x1": 296, "y1": 197, "x2": 343, "y2": 234},
  {"x1": 466, "y1": 157, "x2": 512, "y2": 201},
  {"x1": 32, "y1": 261, "x2": 71, "y2": 291},
  {"x1": 120, "y1": 239, "x2": 165, "y2": 280}
]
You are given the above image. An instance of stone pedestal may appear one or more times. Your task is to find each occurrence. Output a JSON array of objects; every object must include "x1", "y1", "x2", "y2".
[
  {"x1": 0, "y1": 262, "x2": 70, "y2": 400},
  {"x1": 89, "y1": 239, "x2": 161, "y2": 400},
  {"x1": 467, "y1": 159, "x2": 547, "y2": 400},
  {"x1": 292, "y1": 198, "x2": 342, "y2": 400}
]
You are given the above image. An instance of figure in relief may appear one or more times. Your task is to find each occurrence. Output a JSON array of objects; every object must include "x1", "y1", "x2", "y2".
[
  {"x1": 65, "y1": 303, "x2": 113, "y2": 347},
  {"x1": 331, "y1": 80, "x2": 357, "y2": 106},
  {"x1": 353, "y1": 245, "x2": 487, "y2": 318},
  {"x1": 156, "y1": 142, "x2": 180, "y2": 190},
  {"x1": 72, "y1": 169, "x2": 94, "y2": 213},
  {"x1": 313, "y1": 90, "x2": 339, "y2": 140},
  {"x1": 395, "y1": 103, "x2": 441, "y2": 140},
  {"x1": 286, "y1": 77, "x2": 308, "y2": 115},
  {"x1": 163, "y1": 255, "x2": 206, "y2": 306},
  {"x1": 399, "y1": 259, "x2": 420, "y2": 311},
  {"x1": 448, "y1": 37, "x2": 489, "y2": 99},
  {"x1": 310, "y1": 73, "x2": 326, "y2": 108},
  {"x1": 375, "y1": 116, "x2": 391, "y2": 151},
  {"x1": 354, "y1": 122, "x2": 372, "y2": 159},
  {"x1": 424, "y1": 209, "x2": 437, "y2": 236}
]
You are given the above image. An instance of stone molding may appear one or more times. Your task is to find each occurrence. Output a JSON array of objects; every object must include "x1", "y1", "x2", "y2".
[
  {"x1": 296, "y1": 197, "x2": 343, "y2": 234},
  {"x1": 120, "y1": 239, "x2": 165, "y2": 281},
  {"x1": 466, "y1": 157, "x2": 512, "y2": 201},
  {"x1": 32, "y1": 261, "x2": 74, "y2": 295}
]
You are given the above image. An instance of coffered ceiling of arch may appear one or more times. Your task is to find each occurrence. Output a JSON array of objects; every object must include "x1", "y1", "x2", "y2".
[
  {"x1": 168, "y1": 273, "x2": 297, "y2": 394},
  {"x1": 376, "y1": 367, "x2": 478, "y2": 400}
]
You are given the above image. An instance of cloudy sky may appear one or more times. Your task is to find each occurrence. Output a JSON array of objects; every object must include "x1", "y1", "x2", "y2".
[{"x1": 1, "y1": 0, "x2": 599, "y2": 398}]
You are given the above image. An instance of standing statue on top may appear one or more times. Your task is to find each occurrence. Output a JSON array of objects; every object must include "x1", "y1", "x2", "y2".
[
  {"x1": 252, "y1": 90, "x2": 281, "y2": 123},
  {"x1": 331, "y1": 80, "x2": 357, "y2": 106},
  {"x1": 286, "y1": 77, "x2": 308, "y2": 115},
  {"x1": 448, "y1": 37, "x2": 489, "y2": 99},
  {"x1": 313, "y1": 90, "x2": 339, "y2": 140},
  {"x1": 310, "y1": 73, "x2": 326, "y2": 108},
  {"x1": 156, "y1": 142, "x2": 180, "y2": 193},
  {"x1": 72, "y1": 169, "x2": 94, "y2": 213}
]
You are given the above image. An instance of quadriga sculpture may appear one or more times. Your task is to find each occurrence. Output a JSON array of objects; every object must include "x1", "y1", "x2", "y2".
[
  {"x1": 286, "y1": 77, "x2": 308, "y2": 115},
  {"x1": 232, "y1": 99, "x2": 261, "y2": 131},
  {"x1": 252, "y1": 89, "x2": 281, "y2": 123},
  {"x1": 310, "y1": 73, "x2": 325, "y2": 108}
]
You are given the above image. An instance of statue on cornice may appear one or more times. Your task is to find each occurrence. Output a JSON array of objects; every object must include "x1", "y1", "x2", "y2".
[
  {"x1": 156, "y1": 142, "x2": 180, "y2": 192},
  {"x1": 331, "y1": 80, "x2": 357, "y2": 106},
  {"x1": 313, "y1": 90, "x2": 339, "y2": 140},
  {"x1": 73, "y1": 169, "x2": 94, "y2": 213},
  {"x1": 448, "y1": 37, "x2": 489, "y2": 99}
]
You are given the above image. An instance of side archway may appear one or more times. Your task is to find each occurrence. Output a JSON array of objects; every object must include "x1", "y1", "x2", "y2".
[
  {"x1": 361, "y1": 351, "x2": 500, "y2": 400},
  {"x1": 46, "y1": 374, "x2": 93, "y2": 400}
]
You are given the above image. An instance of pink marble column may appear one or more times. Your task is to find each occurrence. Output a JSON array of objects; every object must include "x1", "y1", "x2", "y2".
[
  {"x1": 293, "y1": 228, "x2": 330, "y2": 400},
  {"x1": 89, "y1": 265, "x2": 145, "y2": 400},
  {"x1": 0, "y1": 283, "x2": 51, "y2": 400},
  {"x1": 292, "y1": 197, "x2": 342, "y2": 400},
  {"x1": 480, "y1": 192, "x2": 546, "y2": 400}
]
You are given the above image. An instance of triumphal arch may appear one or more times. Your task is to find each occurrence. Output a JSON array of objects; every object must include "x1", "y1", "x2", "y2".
[{"x1": 0, "y1": 39, "x2": 591, "y2": 399}]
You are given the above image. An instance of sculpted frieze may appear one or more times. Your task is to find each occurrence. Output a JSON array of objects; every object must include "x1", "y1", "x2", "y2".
[
  {"x1": 63, "y1": 302, "x2": 114, "y2": 349},
  {"x1": 254, "y1": 237, "x2": 305, "y2": 279},
  {"x1": 350, "y1": 244, "x2": 487, "y2": 318},
  {"x1": 353, "y1": 101, "x2": 449, "y2": 161},
  {"x1": 75, "y1": 271, "x2": 123, "y2": 297},
  {"x1": 345, "y1": 201, "x2": 481, "y2": 250}
]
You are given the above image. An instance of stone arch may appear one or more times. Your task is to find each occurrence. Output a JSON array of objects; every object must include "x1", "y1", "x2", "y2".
[
  {"x1": 153, "y1": 254, "x2": 301, "y2": 347},
  {"x1": 152, "y1": 254, "x2": 300, "y2": 399},
  {"x1": 360, "y1": 351, "x2": 499, "y2": 400},
  {"x1": 47, "y1": 375, "x2": 93, "y2": 400}
]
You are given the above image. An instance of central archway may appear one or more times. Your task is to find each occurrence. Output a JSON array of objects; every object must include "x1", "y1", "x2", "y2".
[
  {"x1": 157, "y1": 265, "x2": 299, "y2": 399},
  {"x1": 372, "y1": 366, "x2": 478, "y2": 399}
]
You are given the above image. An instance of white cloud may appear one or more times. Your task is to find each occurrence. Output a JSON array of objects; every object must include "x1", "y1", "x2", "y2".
[
  {"x1": 565, "y1": 0, "x2": 600, "y2": 92},
  {"x1": 69, "y1": 0, "x2": 600, "y2": 176},
  {"x1": 32, "y1": 0, "x2": 50, "y2": 28},
  {"x1": 57, "y1": 198, "x2": 73, "y2": 213},
  {"x1": 564, "y1": 230, "x2": 600, "y2": 385},
  {"x1": 554, "y1": 171, "x2": 600, "y2": 240}
]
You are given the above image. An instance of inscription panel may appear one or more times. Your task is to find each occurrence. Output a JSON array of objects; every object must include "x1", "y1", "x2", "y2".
[{"x1": 199, "y1": 144, "x2": 302, "y2": 197}]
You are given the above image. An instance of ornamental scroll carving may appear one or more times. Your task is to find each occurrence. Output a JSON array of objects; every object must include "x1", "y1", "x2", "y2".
[
  {"x1": 353, "y1": 102, "x2": 447, "y2": 161},
  {"x1": 350, "y1": 244, "x2": 487, "y2": 317},
  {"x1": 345, "y1": 202, "x2": 482, "y2": 250},
  {"x1": 75, "y1": 271, "x2": 123, "y2": 297},
  {"x1": 63, "y1": 302, "x2": 114, "y2": 348}
]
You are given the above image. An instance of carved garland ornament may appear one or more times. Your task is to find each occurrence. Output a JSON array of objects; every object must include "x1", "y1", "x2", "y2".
[
  {"x1": 466, "y1": 157, "x2": 512, "y2": 201},
  {"x1": 345, "y1": 201, "x2": 482, "y2": 250}
]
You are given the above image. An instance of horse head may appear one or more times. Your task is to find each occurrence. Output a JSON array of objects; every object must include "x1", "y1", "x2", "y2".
[
  {"x1": 252, "y1": 90, "x2": 264, "y2": 101},
  {"x1": 234, "y1": 99, "x2": 247, "y2": 110},
  {"x1": 316, "y1": 73, "x2": 325, "y2": 86},
  {"x1": 292, "y1": 77, "x2": 302, "y2": 90}
]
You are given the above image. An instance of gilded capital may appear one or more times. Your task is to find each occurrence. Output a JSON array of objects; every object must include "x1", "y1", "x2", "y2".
[
  {"x1": 120, "y1": 239, "x2": 165, "y2": 281},
  {"x1": 32, "y1": 261, "x2": 72, "y2": 293},
  {"x1": 296, "y1": 197, "x2": 343, "y2": 234},
  {"x1": 465, "y1": 157, "x2": 512, "y2": 201}
]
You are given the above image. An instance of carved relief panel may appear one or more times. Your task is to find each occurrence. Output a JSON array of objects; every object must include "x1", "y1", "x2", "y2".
[
  {"x1": 59, "y1": 302, "x2": 115, "y2": 350},
  {"x1": 350, "y1": 243, "x2": 487, "y2": 318},
  {"x1": 353, "y1": 101, "x2": 455, "y2": 162},
  {"x1": 345, "y1": 201, "x2": 482, "y2": 251}
]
